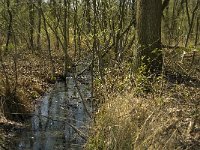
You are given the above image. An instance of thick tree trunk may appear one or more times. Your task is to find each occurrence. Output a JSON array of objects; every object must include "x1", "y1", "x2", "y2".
[{"x1": 136, "y1": 0, "x2": 162, "y2": 75}]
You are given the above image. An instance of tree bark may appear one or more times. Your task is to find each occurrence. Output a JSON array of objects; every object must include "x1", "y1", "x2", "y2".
[{"x1": 136, "y1": 0, "x2": 162, "y2": 75}]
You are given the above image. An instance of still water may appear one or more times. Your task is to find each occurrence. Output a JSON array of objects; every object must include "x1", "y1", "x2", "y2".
[{"x1": 12, "y1": 75, "x2": 92, "y2": 150}]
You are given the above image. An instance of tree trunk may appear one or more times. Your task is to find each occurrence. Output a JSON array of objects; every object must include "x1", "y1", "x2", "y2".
[
  {"x1": 185, "y1": 0, "x2": 199, "y2": 47},
  {"x1": 85, "y1": 0, "x2": 91, "y2": 33},
  {"x1": 63, "y1": 0, "x2": 70, "y2": 76},
  {"x1": 5, "y1": 0, "x2": 12, "y2": 53},
  {"x1": 28, "y1": 0, "x2": 35, "y2": 52},
  {"x1": 37, "y1": 0, "x2": 42, "y2": 50},
  {"x1": 41, "y1": 7, "x2": 55, "y2": 77},
  {"x1": 195, "y1": 16, "x2": 199, "y2": 47},
  {"x1": 136, "y1": 0, "x2": 162, "y2": 75}
]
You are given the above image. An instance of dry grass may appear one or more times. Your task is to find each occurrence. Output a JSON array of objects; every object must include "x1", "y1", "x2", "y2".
[
  {"x1": 86, "y1": 48, "x2": 200, "y2": 150},
  {"x1": 86, "y1": 85, "x2": 200, "y2": 150}
]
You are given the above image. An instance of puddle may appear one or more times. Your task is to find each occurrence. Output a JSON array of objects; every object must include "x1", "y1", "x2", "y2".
[{"x1": 11, "y1": 74, "x2": 93, "y2": 150}]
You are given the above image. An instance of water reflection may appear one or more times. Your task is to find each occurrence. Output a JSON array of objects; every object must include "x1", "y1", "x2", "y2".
[{"x1": 15, "y1": 75, "x2": 92, "y2": 150}]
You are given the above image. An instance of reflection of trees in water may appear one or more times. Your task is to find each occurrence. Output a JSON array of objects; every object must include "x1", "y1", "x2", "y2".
[{"x1": 18, "y1": 77, "x2": 92, "y2": 149}]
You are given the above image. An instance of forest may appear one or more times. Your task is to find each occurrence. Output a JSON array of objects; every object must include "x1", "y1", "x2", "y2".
[{"x1": 0, "y1": 0, "x2": 199, "y2": 149}]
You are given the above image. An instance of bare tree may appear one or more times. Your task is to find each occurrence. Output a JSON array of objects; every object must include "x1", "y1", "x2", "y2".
[
  {"x1": 36, "y1": 0, "x2": 42, "y2": 50},
  {"x1": 5, "y1": 0, "x2": 12, "y2": 53},
  {"x1": 185, "y1": 0, "x2": 199, "y2": 47},
  {"x1": 28, "y1": 0, "x2": 35, "y2": 52}
]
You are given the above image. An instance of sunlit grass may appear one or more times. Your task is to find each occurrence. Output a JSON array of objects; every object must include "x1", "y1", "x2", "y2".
[
  {"x1": 86, "y1": 85, "x2": 199, "y2": 149},
  {"x1": 86, "y1": 48, "x2": 200, "y2": 150}
]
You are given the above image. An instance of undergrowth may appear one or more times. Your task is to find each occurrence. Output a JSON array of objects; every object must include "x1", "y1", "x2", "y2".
[{"x1": 86, "y1": 48, "x2": 200, "y2": 150}]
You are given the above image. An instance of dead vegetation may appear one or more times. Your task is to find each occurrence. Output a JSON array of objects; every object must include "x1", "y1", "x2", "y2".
[
  {"x1": 0, "y1": 49, "x2": 65, "y2": 121},
  {"x1": 86, "y1": 48, "x2": 200, "y2": 150}
]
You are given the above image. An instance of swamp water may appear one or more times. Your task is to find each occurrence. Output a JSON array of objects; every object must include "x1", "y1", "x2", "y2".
[{"x1": 11, "y1": 74, "x2": 93, "y2": 150}]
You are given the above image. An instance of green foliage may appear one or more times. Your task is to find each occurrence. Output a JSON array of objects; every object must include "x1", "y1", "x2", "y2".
[{"x1": 134, "y1": 65, "x2": 149, "y2": 94}]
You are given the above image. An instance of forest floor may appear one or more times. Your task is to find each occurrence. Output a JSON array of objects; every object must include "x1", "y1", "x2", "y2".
[
  {"x1": 0, "y1": 47, "x2": 200, "y2": 149},
  {"x1": 0, "y1": 49, "x2": 65, "y2": 148}
]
